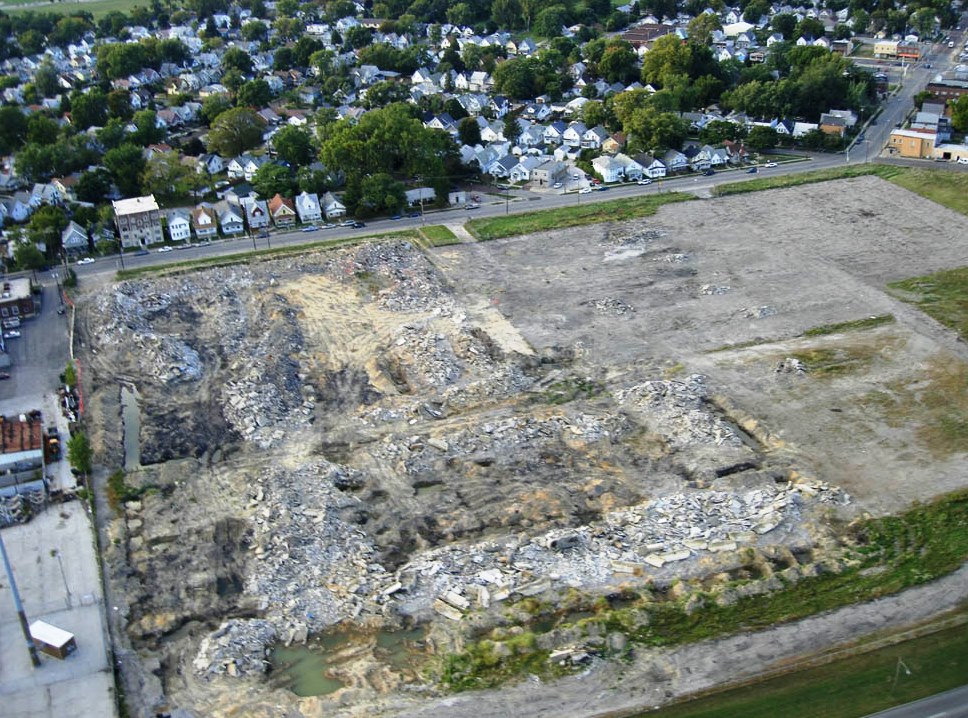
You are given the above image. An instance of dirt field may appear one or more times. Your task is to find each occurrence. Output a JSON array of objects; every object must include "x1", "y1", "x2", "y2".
[
  {"x1": 76, "y1": 176, "x2": 968, "y2": 718},
  {"x1": 437, "y1": 174, "x2": 968, "y2": 515}
]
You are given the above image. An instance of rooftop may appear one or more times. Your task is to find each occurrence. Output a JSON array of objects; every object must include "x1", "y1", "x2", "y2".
[
  {"x1": 112, "y1": 195, "x2": 159, "y2": 216},
  {"x1": 1, "y1": 277, "x2": 31, "y2": 302},
  {"x1": 0, "y1": 412, "x2": 43, "y2": 455}
]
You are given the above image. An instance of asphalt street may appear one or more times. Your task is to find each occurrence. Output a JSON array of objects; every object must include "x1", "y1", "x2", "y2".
[{"x1": 864, "y1": 685, "x2": 968, "y2": 718}]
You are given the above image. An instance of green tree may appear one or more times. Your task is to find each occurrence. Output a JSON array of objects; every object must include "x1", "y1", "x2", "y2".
[
  {"x1": 687, "y1": 13, "x2": 722, "y2": 45},
  {"x1": 358, "y1": 172, "x2": 405, "y2": 216},
  {"x1": 0, "y1": 106, "x2": 27, "y2": 155},
  {"x1": 200, "y1": 94, "x2": 232, "y2": 125},
  {"x1": 221, "y1": 46, "x2": 253, "y2": 75},
  {"x1": 699, "y1": 119, "x2": 744, "y2": 144},
  {"x1": 771, "y1": 12, "x2": 796, "y2": 38},
  {"x1": 13, "y1": 242, "x2": 47, "y2": 271},
  {"x1": 951, "y1": 95, "x2": 968, "y2": 134},
  {"x1": 743, "y1": 0, "x2": 769, "y2": 24},
  {"x1": 28, "y1": 206, "x2": 69, "y2": 253},
  {"x1": 534, "y1": 5, "x2": 568, "y2": 38},
  {"x1": 458, "y1": 116, "x2": 481, "y2": 146},
  {"x1": 70, "y1": 89, "x2": 109, "y2": 131},
  {"x1": 132, "y1": 110, "x2": 164, "y2": 146},
  {"x1": 241, "y1": 20, "x2": 268, "y2": 42},
  {"x1": 67, "y1": 431, "x2": 93, "y2": 476},
  {"x1": 252, "y1": 162, "x2": 296, "y2": 198},
  {"x1": 107, "y1": 89, "x2": 134, "y2": 120},
  {"x1": 236, "y1": 79, "x2": 272, "y2": 108},
  {"x1": 76, "y1": 168, "x2": 114, "y2": 203},
  {"x1": 492, "y1": 0, "x2": 522, "y2": 29},
  {"x1": 34, "y1": 60, "x2": 60, "y2": 98},
  {"x1": 582, "y1": 100, "x2": 607, "y2": 129},
  {"x1": 206, "y1": 107, "x2": 265, "y2": 156},
  {"x1": 141, "y1": 152, "x2": 192, "y2": 202},
  {"x1": 851, "y1": 10, "x2": 870, "y2": 35},
  {"x1": 27, "y1": 114, "x2": 60, "y2": 145},
  {"x1": 64, "y1": 361, "x2": 78, "y2": 388},
  {"x1": 640, "y1": 35, "x2": 693, "y2": 88},
  {"x1": 272, "y1": 125, "x2": 314, "y2": 166},
  {"x1": 746, "y1": 125, "x2": 779, "y2": 151},
  {"x1": 104, "y1": 143, "x2": 147, "y2": 198}
]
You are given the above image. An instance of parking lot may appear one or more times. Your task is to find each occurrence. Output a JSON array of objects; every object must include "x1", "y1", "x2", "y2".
[{"x1": 0, "y1": 273, "x2": 115, "y2": 718}]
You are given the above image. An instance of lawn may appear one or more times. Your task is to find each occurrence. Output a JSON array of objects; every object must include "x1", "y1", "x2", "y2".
[
  {"x1": 644, "y1": 618, "x2": 968, "y2": 718},
  {"x1": 889, "y1": 267, "x2": 968, "y2": 340},
  {"x1": 712, "y1": 164, "x2": 905, "y2": 196},
  {"x1": 465, "y1": 192, "x2": 694, "y2": 241},
  {"x1": 418, "y1": 224, "x2": 460, "y2": 247},
  {"x1": 3, "y1": 0, "x2": 143, "y2": 17}
]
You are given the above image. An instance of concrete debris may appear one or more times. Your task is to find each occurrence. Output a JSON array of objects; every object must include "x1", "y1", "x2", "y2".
[
  {"x1": 617, "y1": 375, "x2": 742, "y2": 448},
  {"x1": 743, "y1": 306, "x2": 777, "y2": 320},
  {"x1": 776, "y1": 358, "x2": 807, "y2": 375},
  {"x1": 700, "y1": 284, "x2": 731, "y2": 295},
  {"x1": 192, "y1": 619, "x2": 277, "y2": 680},
  {"x1": 586, "y1": 297, "x2": 635, "y2": 316}
]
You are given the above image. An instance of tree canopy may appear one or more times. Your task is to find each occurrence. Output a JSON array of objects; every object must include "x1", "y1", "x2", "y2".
[{"x1": 206, "y1": 107, "x2": 265, "y2": 156}]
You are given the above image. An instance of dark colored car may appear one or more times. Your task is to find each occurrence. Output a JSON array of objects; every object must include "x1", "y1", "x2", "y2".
[
  {"x1": 747, "y1": 167, "x2": 758, "y2": 173},
  {"x1": 703, "y1": 169, "x2": 715, "y2": 176},
  {"x1": 352, "y1": 221, "x2": 366, "y2": 228},
  {"x1": 407, "y1": 211, "x2": 421, "y2": 218}
]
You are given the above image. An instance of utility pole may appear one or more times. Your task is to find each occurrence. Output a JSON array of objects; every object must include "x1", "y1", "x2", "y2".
[
  {"x1": 0, "y1": 531, "x2": 42, "y2": 667},
  {"x1": 51, "y1": 549, "x2": 72, "y2": 608}
]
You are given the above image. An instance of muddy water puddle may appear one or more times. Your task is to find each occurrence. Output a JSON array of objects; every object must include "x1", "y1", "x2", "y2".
[{"x1": 269, "y1": 626, "x2": 427, "y2": 697}]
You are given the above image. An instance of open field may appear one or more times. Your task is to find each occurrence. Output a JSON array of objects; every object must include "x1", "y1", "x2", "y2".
[
  {"x1": 2, "y1": 0, "x2": 141, "y2": 16},
  {"x1": 465, "y1": 192, "x2": 694, "y2": 240}
]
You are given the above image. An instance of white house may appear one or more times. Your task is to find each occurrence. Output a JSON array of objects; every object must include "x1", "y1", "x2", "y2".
[
  {"x1": 218, "y1": 203, "x2": 245, "y2": 235},
  {"x1": 167, "y1": 211, "x2": 191, "y2": 242},
  {"x1": 321, "y1": 191, "x2": 346, "y2": 219},
  {"x1": 294, "y1": 191, "x2": 322, "y2": 223},
  {"x1": 592, "y1": 155, "x2": 625, "y2": 183},
  {"x1": 562, "y1": 122, "x2": 587, "y2": 148},
  {"x1": 192, "y1": 205, "x2": 218, "y2": 238}
]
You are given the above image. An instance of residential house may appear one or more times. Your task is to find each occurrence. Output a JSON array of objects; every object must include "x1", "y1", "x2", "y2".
[
  {"x1": 613, "y1": 153, "x2": 644, "y2": 181},
  {"x1": 321, "y1": 191, "x2": 346, "y2": 219},
  {"x1": 601, "y1": 132, "x2": 626, "y2": 154},
  {"x1": 544, "y1": 121, "x2": 567, "y2": 145},
  {"x1": 0, "y1": 195, "x2": 31, "y2": 224},
  {"x1": 592, "y1": 155, "x2": 625, "y2": 183},
  {"x1": 509, "y1": 155, "x2": 543, "y2": 183},
  {"x1": 61, "y1": 221, "x2": 88, "y2": 255},
  {"x1": 581, "y1": 126, "x2": 609, "y2": 150},
  {"x1": 486, "y1": 154, "x2": 518, "y2": 179},
  {"x1": 562, "y1": 122, "x2": 587, "y2": 148},
  {"x1": 195, "y1": 153, "x2": 225, "y2": 176},
  {"x1": 239, "y1": 195, "x2": 270, "y2": 230},
  {"x1": 217, "y1": 202, "x2": 245, "y2": 235},
  {"x1": 51, "y1": 176, "x2": 78, "y2": 203},
  {"x1": 661, "y1": 149, "x2": 689, "y2": 173},
  {"x1": 227, "y1": 154, "x2": 269, "y2": 182},
  {"x1": 113, "y1": 195, "x2": 163, "y2": 249},
  {"x1": 192, "y1": 205, "x2": 218, "y2": 239},
  {"x1": 294, "y1": 191, "x2": 322, "y2": 223},
  {"x1": 530, "y1": 160, "x2": 567, "y2": 187},
  {"x1": 268, "y1": 193, "x2": 297, "y2": 226},
  {"x1": 638, "y1": 155, "x2": 667, "y2": 179},
  {"x1": 405, "y1": 187, "x2": 435, "y2": 207},
  {"x1": 167, "y1": 210, "x2": 191, "y2": 242},
  {"x1": 685, "y1": 145, "x2": 712, "y2": 171}
]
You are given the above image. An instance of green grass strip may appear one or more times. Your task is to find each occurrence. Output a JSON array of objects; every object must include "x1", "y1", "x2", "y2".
[
  {"x1": 712, "y1": 164, "x2": 904, "y2": 196},
  {"x1": 465, "y1": 192, "x2": 695, "y2": 241},
  {"x1": 889, "y1": 266, "x2": 968, "y2": 340},
  {"x1": 802, "y1": 314, "x2": 895, "y2": 337},
  {"x1": 646, "y1": 618, "x2": 968, "y2": 718},
  {"x1": 115, "y1": 230, "x2": 419, "y2": 280},
  {"x1": 419, "y1": 225, "x2": 461, "y2": 246}
]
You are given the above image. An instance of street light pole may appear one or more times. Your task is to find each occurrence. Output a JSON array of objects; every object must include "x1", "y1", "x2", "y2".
[
  {"x1": 51, "y1": 549, "x2": 72, "y2": 608},
  {"x1": 0, "y1": 531, "x2": 42, "y2": 667}
]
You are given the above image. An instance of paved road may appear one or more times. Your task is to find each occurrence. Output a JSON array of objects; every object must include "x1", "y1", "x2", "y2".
[{"x1": 865, "y1": 685, "x2": 968, "y2": 718}]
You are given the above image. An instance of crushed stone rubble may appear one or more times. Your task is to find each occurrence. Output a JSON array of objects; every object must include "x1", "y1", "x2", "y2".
[
  {"x1": 617, "y1": 375, "x2": 743, "y2": 448},
  {"x1": 585, "y1": 297, "x2": 636, "y2": 316}
]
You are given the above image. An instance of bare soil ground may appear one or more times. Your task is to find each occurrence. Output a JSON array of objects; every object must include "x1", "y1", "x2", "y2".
[{"x1": 76, "y1": 176, "x2": 968, "y2": 718}]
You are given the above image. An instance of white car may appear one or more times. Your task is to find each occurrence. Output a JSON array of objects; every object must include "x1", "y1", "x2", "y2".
[
  {"x1": 3, "y1": 330, "x2": 20, "y2": 339},
  {"x1": 76, "y1": 257, "x2": 95, "y2": 265},
  {"x1": 552, "y1": 182, "x2": 563, "y2": 189},
  {"x1": 578, "y1": 187, "x2": 592, "y2": 194},
  {"x1": 764, "y1": 162, "x2": 778, "y2": 168},
  {"x1": 157, "y1": 246, "x2": 174, "y2": 253},
  {"x1": 637, "y1": 178, "x2": 653, "y2": 185}
]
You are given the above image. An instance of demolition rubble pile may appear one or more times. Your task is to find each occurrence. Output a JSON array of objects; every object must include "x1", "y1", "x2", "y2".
[{"x1": 83, "y1": 239, "x2": 855, "y2": 701}]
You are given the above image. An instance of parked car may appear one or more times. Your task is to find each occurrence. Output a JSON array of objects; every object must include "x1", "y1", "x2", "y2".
[
  {"x1": 764, "y1": 162, "x2": 778, "y2": 168},
  {"x1": 407, "y1": 211, "x2": 421, "y2": 218},
  {"x1": 637, "y1": 178, "x2": 653, "y2": 185},
  {"x1": 552, "y1": 182, "x2": 563, "y2": 189},
  {"x1": 301, "y1": 225, "x2": 318, "y2": 232},
  {"x1": 352, "y1": 221, "x2": 366, "y2": 228},
  {"x1": 322, "y1": 223, "x2": 337, "y2": 229},
  {"x1": 157, "y1": 246, "x2": 174, "y2": 253},
  {"x1": 464, "y1": 203, "x2": 480, "y2": 210},
  {"x1": 340, "y1": 219, "x2": 355, "y2": 227},
  {"x1": 390, "y1": 215, "x2": 402, "y2": 220},
  {"x1": 3, "y1": 330, "x2": 20, "y2": 339},
  {"x1": 0, "y1": 372, "x2": 9, "y2": 380},
  {"x1": 578, "y1": 187, "x2": 592, "y2": 194},
  {"x1": 957, "y1": 157, "x2": 968, "y2": 165},
  {"x1": 76, "y1": 257, "x2": 95, "y2": 265},
  {"x1": 703, "y1": 169, "x2": 715, "y2": 176},
  {"x1": 747, "y1": 167, "x2": 758, "y2": 173}
]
